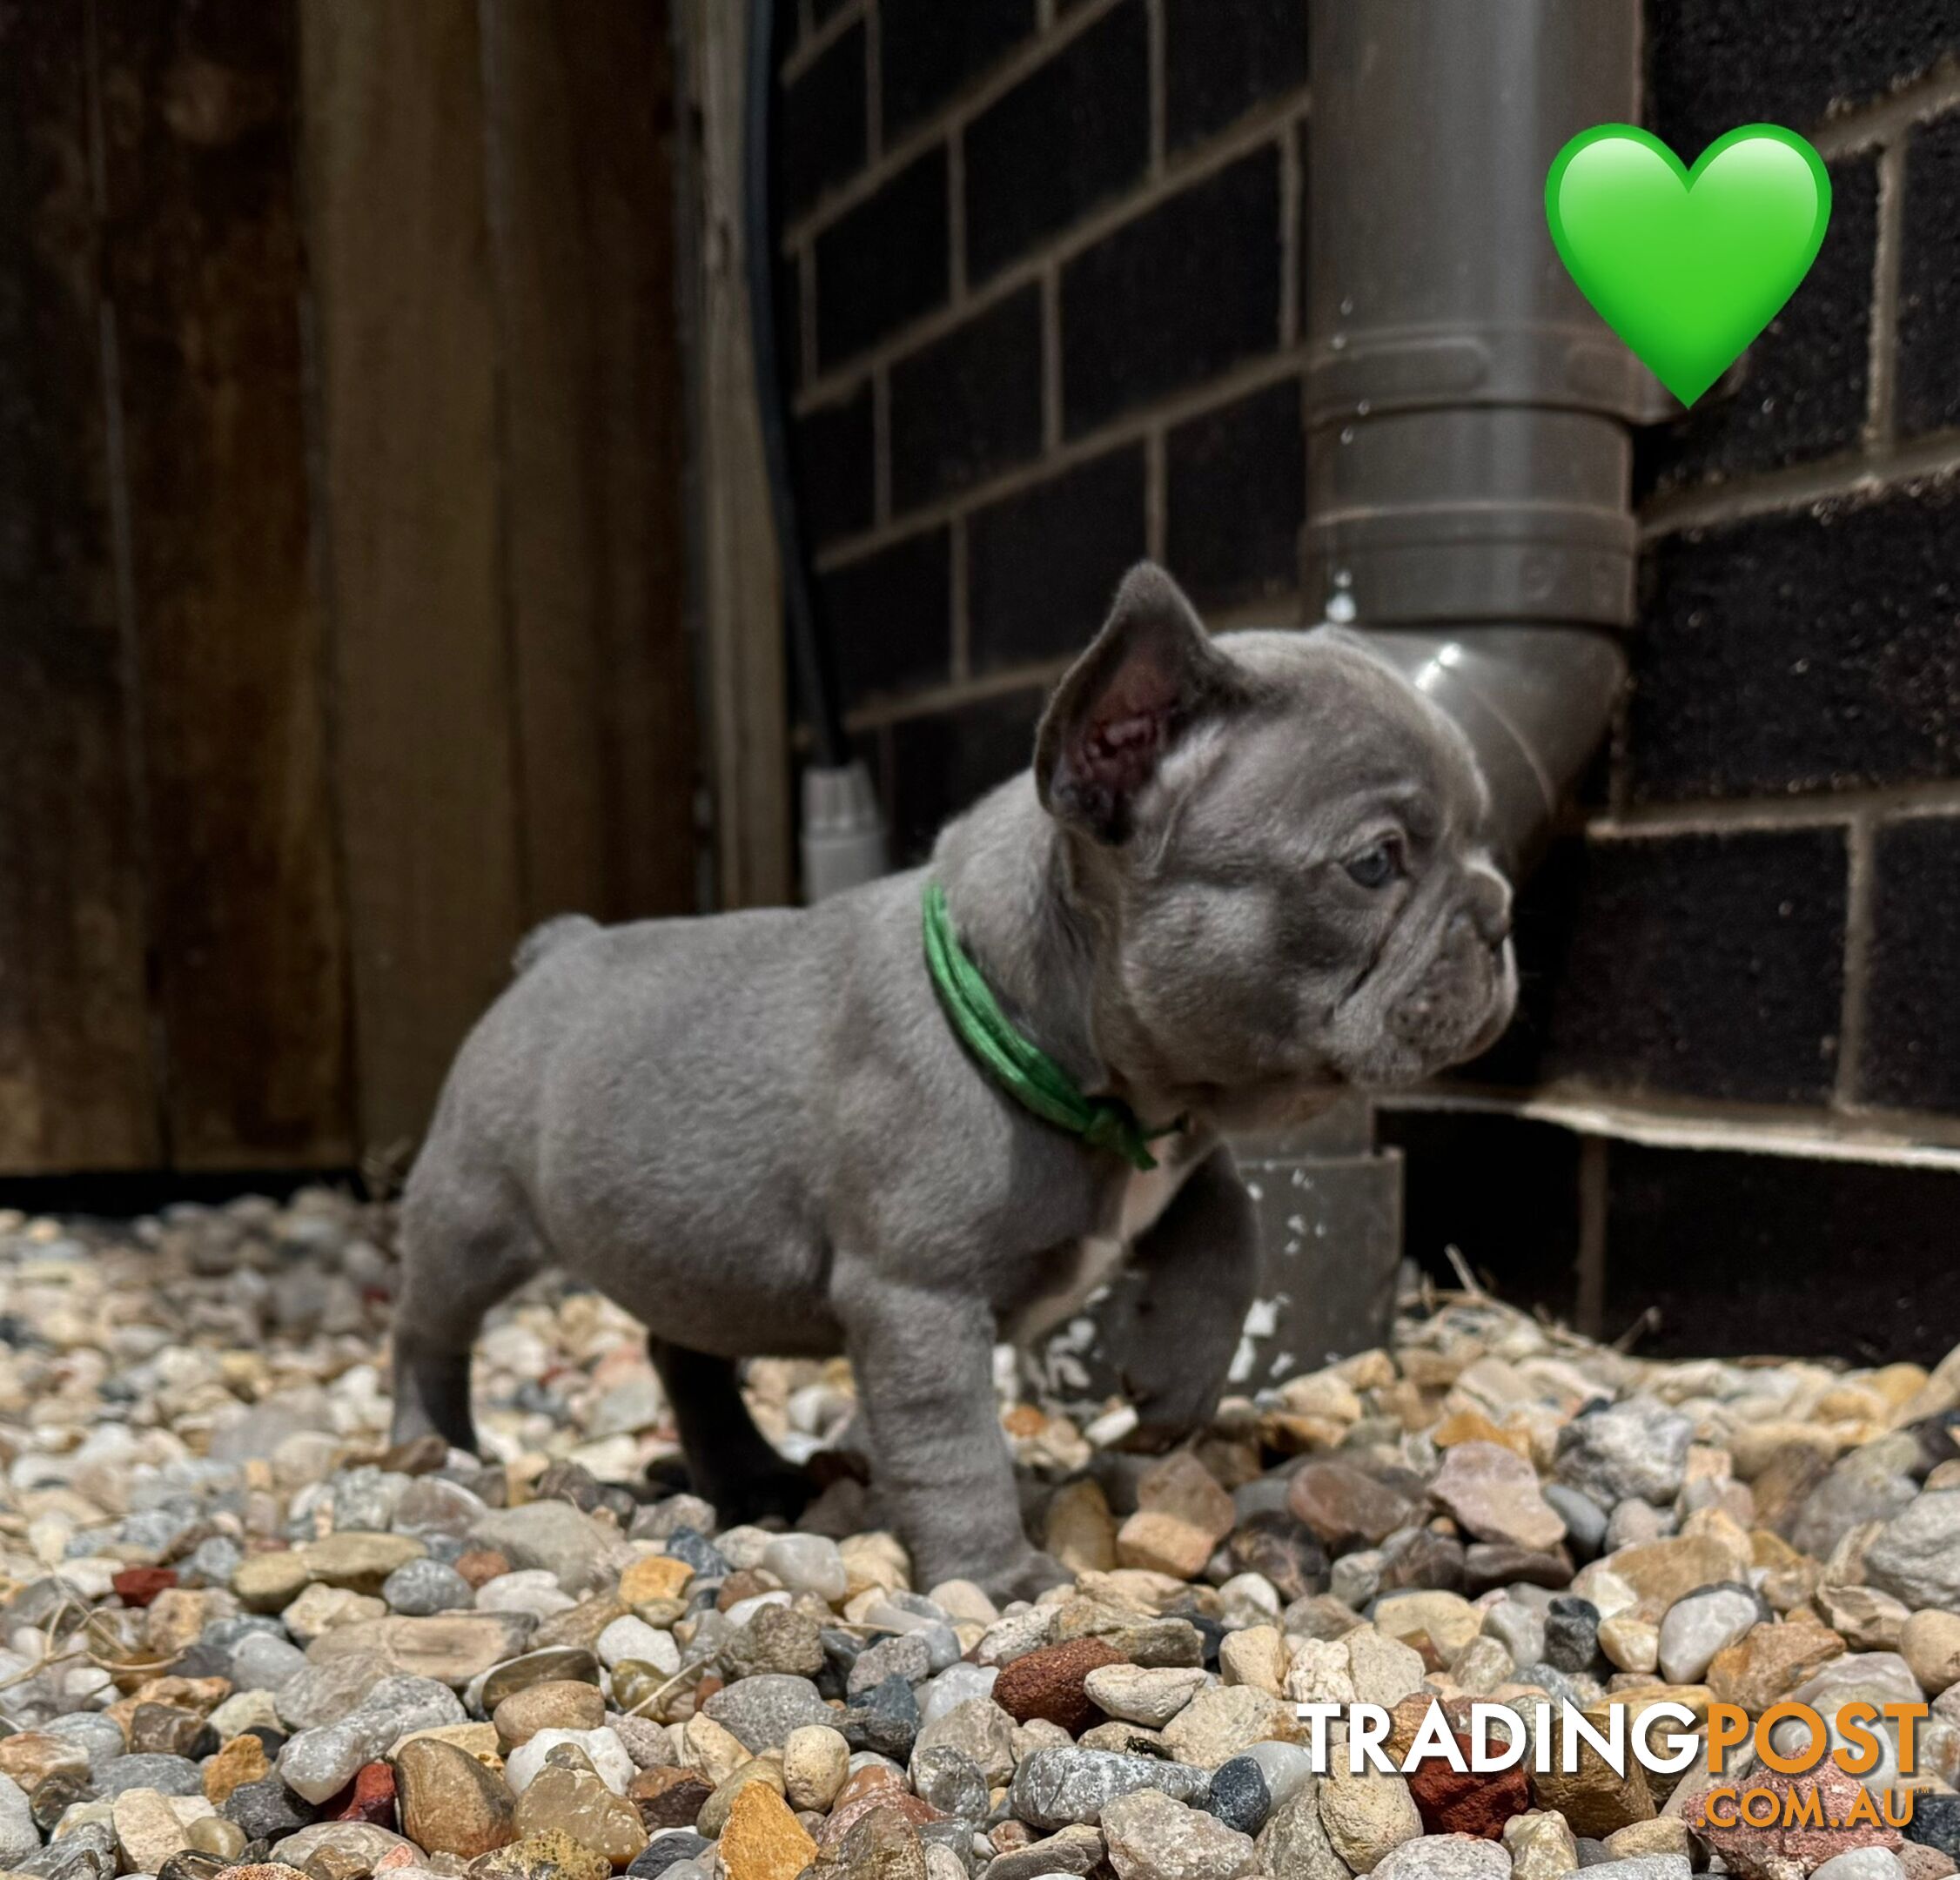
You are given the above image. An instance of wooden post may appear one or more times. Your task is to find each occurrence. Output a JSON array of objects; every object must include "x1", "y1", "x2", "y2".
[
  {"x1": 299, "y1": 0, "x2": 525, "y2": 1157},
  {"x1": 478, "y1": 0, "x2": 701, "y2": 929},
  {"x1": 97, "y1": 0, "x2": 354, "y2": 1168},
  {"x1": 677, "y1": 0, "x2": 794, "y2": 910},
  {"x1": 0, "y1": 5, "x2": 159, "y2": 1172}
]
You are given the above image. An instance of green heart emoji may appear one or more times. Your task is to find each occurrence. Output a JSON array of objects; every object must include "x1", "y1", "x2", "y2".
[{"x1": 1546, "y1": 123, "x2": 1832, "y2": 407}]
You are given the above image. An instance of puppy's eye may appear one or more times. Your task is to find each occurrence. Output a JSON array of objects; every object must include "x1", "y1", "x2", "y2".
[{"x1": 1346, "y1": 839, "x2": 1401, "y2": 889}]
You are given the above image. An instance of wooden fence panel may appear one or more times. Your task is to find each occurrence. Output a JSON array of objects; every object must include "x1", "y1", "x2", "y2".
[
  {"x1": 97, "y1": 0, "x2": 353, "y2": 1168},
  {"x1": 299, "y1": 0, "x2": 525, "y2": 1155},
  {"x1": 480, "y1": 0, "x2": 698, "y2": 926},
  {"x1": 0, "y1": 8, "x2": 159, "y2": 1172}
]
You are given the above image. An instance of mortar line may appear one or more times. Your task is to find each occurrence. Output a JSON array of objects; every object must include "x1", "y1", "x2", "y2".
[
  {"x1": 1866, "y1": 138, "x2": 1907, "y2": 455},
  {"x1": 815, "y1": 343, "x2": 1312, "y2": 568},
  {"x1": 795, "y1": 103, "x2": 1310, "y2": 400},
  {"x1": 780, "y1": 0, "x2": 869, "y2": 86},
  {"x1": 842, "y1": 659, "x2": 1070, "y2": 731},
  {"x1": 1639, "y1": 427, "x2": 1960, "y2": 535},
  {"x1": 1836, "y1": 809, "x2": 1878, "y2": 1111},
  {"x1": 838, "y1": 590, "x2": 1306, "y2": 735},
  {"x1": 1596, "y1": 780, "x2": 1960, "y2": 835},
  {"x1": 1385, "y1": 1085, "x2": 1960, "y2": 1169},
  {"x1": 1809, "y1": 62, "x2": 1960, "y2": 159}
]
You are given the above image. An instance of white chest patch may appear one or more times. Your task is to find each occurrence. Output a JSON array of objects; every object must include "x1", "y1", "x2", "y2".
[{"x1": 1007, "y1": 1153, "x2": 1197, "y2": 1349}]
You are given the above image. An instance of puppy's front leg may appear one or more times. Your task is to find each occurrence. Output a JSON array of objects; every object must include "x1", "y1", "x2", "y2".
[
  {"x1": 842, "y1": 1279, "x2": 1066, "y2": 1602},
  {"x1": 1109, "y1": 1146, "x2": 1259, "y2": 1452}
]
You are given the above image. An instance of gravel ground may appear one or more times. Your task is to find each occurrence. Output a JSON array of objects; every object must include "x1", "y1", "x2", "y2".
[{"x1": 5, "y1": 1188, "x2": 1960, "y2": 1880}]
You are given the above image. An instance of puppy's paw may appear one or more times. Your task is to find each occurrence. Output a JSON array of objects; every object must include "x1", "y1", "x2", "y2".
[
  {"x1": 1119, "y1": 1376, "x2": 1225, "y2": 1454},
  {"x1": 650, "y1": 1456, "x2": 822, "y2": 1529},
  {"x1": 972, "y1": 1547, "x2": 1073, "y2": 1607}
]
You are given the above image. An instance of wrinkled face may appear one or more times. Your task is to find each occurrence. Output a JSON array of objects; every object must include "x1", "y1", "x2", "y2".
[{"x1": 1037, "y1": 572, "x2": 1515, "y2": 1118}]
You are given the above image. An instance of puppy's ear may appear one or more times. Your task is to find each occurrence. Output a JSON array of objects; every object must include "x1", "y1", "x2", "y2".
[{"x1": 1035, "y1": 563, "x2": 1251, "y2": 843}]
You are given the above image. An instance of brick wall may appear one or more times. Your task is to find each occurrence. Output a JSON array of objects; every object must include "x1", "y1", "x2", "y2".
[
  {"x1": 777, "y1": 0, "x2": 1309, "y2": 859},
  {"x1": 775, "y1": 0, "x2": 1960, "y2": 1355}
]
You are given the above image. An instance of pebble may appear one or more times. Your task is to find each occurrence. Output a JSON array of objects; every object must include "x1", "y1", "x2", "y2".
[
  {"x1": 1205, "y1": 1757, "x2": 1272, "y2": 1837},
  {"x1": 1867, "y1": 1493, "x2": 1960, "y2": 1612},
  {"x1": 702, "y1": 1675, "x2": 838, "y2": 1752},
  {"x1": 1656, "y1": 1582, "x2": 1767, "y2": 1683},
  {"x1": 784, "y1": 1726, "x2": 852, "y2": 1813},
  {"x1": 1904, "y1": 1610, "x2": 1960, "y2": 1695},
  {"x1": 1555, "y1": 1402, "x2": 1694, "y2": 1507},
  {"x1": 394, "y1": 1736, "x2": 517, "y2": 1858},
  {"x1": 0, "y1": 1776, "x2": 38, "y2": 1868},
  {"x1": 381, "y1": 1558, "x2": 475, "y2": 1617},
  {"x1": 513, "y1": 1759, "x2": 649, "y2": 1863},
  {"x1": 1100, "y1": 1788, "x2": 1256, "y2": 1880},
  {"x1": 1431, "y1": 1442, "x2": 1567, "y2": 1553},
  {"x1": 504, "y1": 1728, "x2": 635, "y2": 1796},
  {"x1": 1319, "y1": 1762, "x2": 1423, "y2": 1871},
  {"x1": 1372, "y1": 1834, "x2": 1514, "y2": 1880},
  {"x1": 1084, "y1": 1664, "x2": 1207, "y2": 1728},
  {"x1": 762, "y1": 1536, "x2": 849, "y2": 1605},
  {"x1": 718, "y1": 1782, "x2": 816, "y2": 1880},
  {"x1": 1011, "y1": 1749, "x2": 1212, "y2": 1830}
]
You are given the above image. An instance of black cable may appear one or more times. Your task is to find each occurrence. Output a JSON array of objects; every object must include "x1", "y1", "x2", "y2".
[{"x1": 744, "y1": 0, "x2": 849, "y2": 771}]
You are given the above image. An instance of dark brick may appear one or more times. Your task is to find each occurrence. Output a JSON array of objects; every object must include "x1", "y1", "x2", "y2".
[
  {"x1": 793, "y1": 381, "x2": 875, "y2": 548},
  {"x1": 1602, "y1": 1144, "x2": 1960, "y2": 1366},
  {"x1": 1861, "y1": 815, "x2": 1960, "y2": 1113},
  {"x1": 1164, "y1": 0, "x2": 1309, "y2": 151},
  {"x1": 1638, "y1": 157, "x2": 1876, "y2": 497},
  {"x1": 1377, "y1": 1111, "x2": 1582, "y2": 1322},
  {"x1": 815, "y1": 145, "x2": 949, "y2": 369},
  {"x1": 969, "y1": 446, "x2": 1146, "y2": 673},
  {"x1": 1165, "y1": 379, "x2": 1304, "y2": 613},
  {"x1": 779, "y1": 245, "x2": 804, "y2": 396},
  {"x1": 1476, "y1": 827, "x2": 1848, "y2": 1107},
  {"x1": 883, "y1": 688, "x2": 1046, "y2": 862},
  {"x1": 1648, "y1": 0, "x2": 1960, "y2": 158},
  {"x1": 1899, "y1": 109, "x2": 1960, "y2": 439},
  {"x1": 964, "y1": 1, "x2": 1149, "y2": 285},
  {"x1": 1062, "y1": 146, "x2": 1283, "y2": 436},
  {"x1": 817, "y1": 527, "x2": 951, "y2": 708},
  {"x1": 889, "y1": 285, "x2": 1044, "y2": 514},
  {"x1": 781, "y1": 22, "x2": 867, "y2": 220},
  {"x1": 1630, "y1": 482, "x2": 1960, "y2": 802},
  {"x1": 880, "y1": 0, "x2": 1035, "y2": 140}
]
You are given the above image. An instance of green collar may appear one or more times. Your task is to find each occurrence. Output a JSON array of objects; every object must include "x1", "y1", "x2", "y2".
[{"x1": 922, "y1": 879, "x2": 1180, "y2": 1172}]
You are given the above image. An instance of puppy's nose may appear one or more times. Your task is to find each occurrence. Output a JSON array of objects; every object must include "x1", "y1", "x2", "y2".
[{"x1": 1468, "y1": 871, "x2": 1512, "y2": 948}]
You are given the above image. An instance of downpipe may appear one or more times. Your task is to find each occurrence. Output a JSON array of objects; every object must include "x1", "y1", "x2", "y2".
[{"x1": 1040, "y1": 0, "x2": 1643, "y2": 1413}]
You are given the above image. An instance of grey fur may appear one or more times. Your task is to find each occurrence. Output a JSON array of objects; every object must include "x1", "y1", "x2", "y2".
[{"x1": 390, "y1": 564, "x2": 1514, "y2": 1598}]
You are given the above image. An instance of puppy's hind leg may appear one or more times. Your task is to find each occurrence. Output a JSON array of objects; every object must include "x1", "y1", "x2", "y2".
[
  {"x1": 390, "y1": 1157, "x2": 546, "y2": 1454},
  {"x1": 647, "y1": 1340, "x2": 818, "y2": 1527}
]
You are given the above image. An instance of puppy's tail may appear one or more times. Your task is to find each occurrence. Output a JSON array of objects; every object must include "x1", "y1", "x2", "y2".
[{"x1": 512, "y1": 913, "x2": 601, "y2": 977}]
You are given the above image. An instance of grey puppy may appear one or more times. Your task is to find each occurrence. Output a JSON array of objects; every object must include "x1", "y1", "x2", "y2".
[{"x1": 391, "y1": 563, "x2": 1514, "y2": 1599}]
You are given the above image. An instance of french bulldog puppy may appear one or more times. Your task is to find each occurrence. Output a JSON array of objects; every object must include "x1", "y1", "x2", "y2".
[{"x1": 390, "y1": 563, "x2": 1514, "y2": 1599}]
